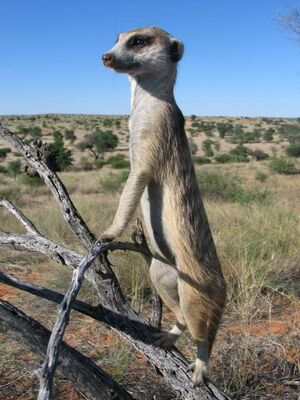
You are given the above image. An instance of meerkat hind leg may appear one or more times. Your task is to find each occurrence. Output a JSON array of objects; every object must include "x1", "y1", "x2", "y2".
[
  {"x1": 188, "y1": 340, "x2": 208, "y2": 386},
  {"x1": 150, "y1": 259, "x2": 186, "y2": 347}
]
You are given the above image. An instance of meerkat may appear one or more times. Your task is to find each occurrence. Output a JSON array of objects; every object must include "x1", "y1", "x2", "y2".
[{"x1": 101, "y1": 27, "x2": 226, "y2": 386}]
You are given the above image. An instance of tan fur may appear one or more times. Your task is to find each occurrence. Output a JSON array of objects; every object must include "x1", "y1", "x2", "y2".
[{"x1": 101, "y1": 26, "x2": 226, "y2": 385}]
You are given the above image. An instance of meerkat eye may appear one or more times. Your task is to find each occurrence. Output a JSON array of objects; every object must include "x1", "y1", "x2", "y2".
[{"x1": 128, "y1": 36, "x2": 150, "y2": 48}]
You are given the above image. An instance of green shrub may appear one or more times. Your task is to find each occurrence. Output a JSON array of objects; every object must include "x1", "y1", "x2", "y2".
[
  {"x1": 202, "y1": 139, "x2": 214, "y2": 157},
  {"x1": 106, "y1": 154, "x2": 130, "y2": 169},
  {"x1": 214, "y1": 153, "x2": 233, "y2": 163},
  {"x1": 269, "y1": 157, "x2": 297, "y2": 175},
  {"x1": 263, "y1": 128, "x2": 275, "y2": 142},
  {"x1": 100, "y1": 171, "x2": 129, "y2": 193},
  {"x1": 192, "y1": 156, "x2": 211, "y2": 164},
  {"x1": 64, "y1": 129, "x2": 77, "y2": 143},
  {"x1": 0, "y1": 147, "x2": 12, "y2": 158},
  {"x1": 0, "y1": 187, "x2": 21, "y2": 201},
  {"x1": 46, "y1": 132, "x2": 73, "y2": 171},
  {"x1": 18, "y1": 173, "x2": 43, "y2": 186},
  {"x1": 230, "y1": 144, "x2": 250, "y2": 160},
  {"x1": 30, "y1": 126, "x2": 42, "y2": 138},
  {"x1": 197, "y1": 169, "x2": 267, "y2": 203},
  {"x1": 255, "y1": 171, "x2": 268, "y2": 182},
  {"x1": 286, "y1": 143, "x2": 300, "y2": 157},
  {"x1": 7, "y1": 160, "x2": 22, "y2": 178},
  {"x1": 188, "y1": 138, "x2": 198, "y2": 155},
  {"x1": 0, "y1": 166, "x2": 7, "y2": 174}
]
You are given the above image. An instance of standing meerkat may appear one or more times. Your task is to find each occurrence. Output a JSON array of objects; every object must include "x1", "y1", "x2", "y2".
[{"x1": 101, "y1": 27, "x2": 226, "y2": 386}]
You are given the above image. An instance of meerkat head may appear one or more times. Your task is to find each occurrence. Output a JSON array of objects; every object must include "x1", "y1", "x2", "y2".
[{"x1": 102, "y1": 27, "x2": 184, "y2": 77}]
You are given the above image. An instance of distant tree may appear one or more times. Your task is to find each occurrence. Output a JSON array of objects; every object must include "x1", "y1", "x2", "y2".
[
  {"x1": 190, "y1": 114, "x2": 197, "y2": 121},
  {"x1": 30, "y1": 126, "x2": 42, "y2": 138},
  {"x1": 64, "y1": 129, "x2": 77, "y2": 143},
  {"x1": 46, "y1": 131, "x2": 73, "y2": 171},
  {"x1": 7, "y1": 160, "x2": 21, "y2": 179},
  {"x1": 0, "y1": 147, "x2": 12, "y2": 159},
  {"x1": 77, "y1": 130, "x2": 118, "y2": 160},
  {"x1": 202, "y1": 139, "x2": 214, "y2": 157},
  {"x1": 263, "y1": 128, "x2": 275, "y2": 142},
  {"x1": 286, "y1": 143, "x2": 300, "y2": 157},
  {"x1": 281, "y1": 8, "x2": 300, "y2": 38},
  {"x1": 188, "y1": 138, "x2": 198, "y2": 155}
]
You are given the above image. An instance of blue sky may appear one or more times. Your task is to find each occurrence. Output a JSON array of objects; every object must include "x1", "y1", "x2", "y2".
[{"x1": 0, "y1": 0, "x2": 299, "y2": 117}]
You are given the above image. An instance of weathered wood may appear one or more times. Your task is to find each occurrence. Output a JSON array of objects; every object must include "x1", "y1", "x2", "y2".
[
  {"x1": 0, "y1": 300, "x2": 134, "y2": 400},
  {"x1": 0, "y1": 196, "x2": 40, "y2": 235},
  {"x1": 38, "y1": 241, "x2": 127, "y2": 400}
]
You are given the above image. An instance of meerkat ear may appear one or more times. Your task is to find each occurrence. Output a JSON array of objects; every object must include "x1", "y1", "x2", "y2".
[{"x1": 170, "y1": 38, "x2": 184, "y2": 62}]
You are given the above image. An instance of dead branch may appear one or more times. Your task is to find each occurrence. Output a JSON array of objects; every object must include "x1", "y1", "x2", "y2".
[
  {"x1": 0, "y1": 300, "x2": 134, "y2": 400},
  {"x1": 0, "y1": 123, "x2": 232, "y2": 400},
  {"x1": 38, "y1": 240, "x2": 137, "y2": 400}
]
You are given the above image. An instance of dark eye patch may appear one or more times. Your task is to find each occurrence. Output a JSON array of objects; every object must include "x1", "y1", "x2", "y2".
[{"x1": 127, "y1": 35, "x2": 152, "y2": 49}]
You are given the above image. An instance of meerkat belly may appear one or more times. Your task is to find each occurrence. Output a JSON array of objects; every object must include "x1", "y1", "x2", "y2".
[{"x1": 140, "y1": 181, "x2": 174, "y2": 264}]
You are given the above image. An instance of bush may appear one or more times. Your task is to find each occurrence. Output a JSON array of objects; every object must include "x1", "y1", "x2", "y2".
[
  {"x1": 214, "y1": 153, "x2": 233, "y2": 163},
  {"x1": 263, "y1": 128, "x2": 275, "y2": 142},
  {"x1": 106, "y1": 154, "x2": 130, "y2": 169},
  {"x1": 0, "y1": 166, "x2": 7, "y2": 174},
  {"x1": 202, "y1": 139, "x2": 214, "y2": 157},
  {"x1": 18, "y1": 173, "x2": 43, "y2": 186},
  {"x1": 46, "y1": 132, "x2": 73, "y2": 171},
  {"x1": 30, "y1": 126, "x2": 42, "y2": 138},
  {"x1": 188, "y1": 138, "x2": 198, "y2": 155},
  {"x1": 251, "y1": 149, "x2": 269, "y2": 161},
  {"x1": 0, "y1": 147, "x2": 11, "y2": 159},
  {"x1": 7, "y1": 160, "x2": 22, "y2": 178},
  {"x1": 269, "y1": 158, "x2": 297, "y2": 175},
  {"x1": 100, "y1": 171, "x2": 129, "y2": 193},
  {"x1": 64, "y1": 129, "x2": 77, "y2": 143},
  {"x1": 255, "y1": 171, "x2": 268, "y2": 182},
  {"x1": 286, "y1": 143, "x2": 300, "y2": 157},
  {"x1": 192, "y1": 156, "x2": 211, "y2": 164},
  {"x1": 197, "y1": 169, "x2": 267, "y2": 203},
  {"x1": 230, "y1": 144, "x2": 250, "y2": 160}
]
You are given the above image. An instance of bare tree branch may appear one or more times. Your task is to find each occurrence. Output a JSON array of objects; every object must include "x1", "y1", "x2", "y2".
[
  {"x1": 38, "y1": 240, "x2": 133, "y2": 400},
  {"x1": 0, "y1": 197, "x2": 40, "y2": 235},
  {"x1": 0, "y1": 300, "x2": 134, "y2": 400}
]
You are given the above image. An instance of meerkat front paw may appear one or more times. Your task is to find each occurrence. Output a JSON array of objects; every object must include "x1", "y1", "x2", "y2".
[
  {"x1": 97, "y1": 233, "x2": 115, "y2": 243},
  {"x1": 153, "y1": 331, "x2": 180, "y2": 348},
  {"x1": 98, "y1": 225, "x2": 121, "y2": 243},
  {"x1": 188, "y1": 359, "x2": 208, "y2": 386}
]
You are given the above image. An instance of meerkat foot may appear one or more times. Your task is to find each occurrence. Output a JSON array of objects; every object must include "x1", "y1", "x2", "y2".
[
  {"x1": 188, "y1": 359, "x2": 208, "y2": 386},
  {"x1": 153, "y1": 331, "x2": 179, "y2": 348}
]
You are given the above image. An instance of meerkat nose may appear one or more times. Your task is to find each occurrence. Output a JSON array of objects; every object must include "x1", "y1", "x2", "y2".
[{"x1": 102, "y1": 53, "x2": 115, "y2": 66}]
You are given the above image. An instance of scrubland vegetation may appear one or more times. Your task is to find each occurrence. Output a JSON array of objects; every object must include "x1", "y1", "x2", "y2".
[{"x1": 0, "y1": 114, "x2": 299, "y2": 399}]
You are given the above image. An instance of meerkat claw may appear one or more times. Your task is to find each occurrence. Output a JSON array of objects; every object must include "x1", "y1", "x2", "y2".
[{"x1": 188, "y1": 359, "x2": 208, "y2": 386}]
